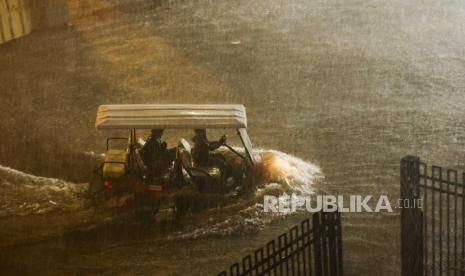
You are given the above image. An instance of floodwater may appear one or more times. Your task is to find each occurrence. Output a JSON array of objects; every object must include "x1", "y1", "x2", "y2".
[{"x1": 1, "y1": 0, "x2": 465, "y2": 275}]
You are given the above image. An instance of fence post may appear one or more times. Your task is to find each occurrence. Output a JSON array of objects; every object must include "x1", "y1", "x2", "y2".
[
  {"x1": 400, "y1": 155, "x2": 423, "y2": 276},
  {"x1": 336, "y1": 212, "x2": 343, "y2": 276},
  {"x1": 325, "y1": 212, "x2": 340, "y2": 276},
  {"x1": 313, "y1": 212, "x2": 323, "y2": 276}
]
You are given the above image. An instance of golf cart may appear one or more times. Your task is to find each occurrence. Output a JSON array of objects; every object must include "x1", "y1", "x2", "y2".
[{"x1": 89, "y1": 104, "x2": 259, "y2": 216}]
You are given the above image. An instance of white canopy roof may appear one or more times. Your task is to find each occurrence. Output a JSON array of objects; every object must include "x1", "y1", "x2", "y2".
[{"x1": 95, "y1": 104, "x2": 247, "y2": 129}]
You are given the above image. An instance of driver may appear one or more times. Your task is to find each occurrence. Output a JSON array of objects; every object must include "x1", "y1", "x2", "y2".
[
  {"x1": 191, "y1": 129, "x2": 227, "y2": 167},
  {"x1": 140, "y1": 129, "x2": 173, "y2": 181}
]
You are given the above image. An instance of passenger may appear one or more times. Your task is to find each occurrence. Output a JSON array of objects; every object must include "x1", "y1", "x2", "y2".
[
  {"x1": 191, "y1": 129, "x2": 227, "y2": 167},
  {"x1": 140, "y1": 129, "x2": 172, "y2": 181}
]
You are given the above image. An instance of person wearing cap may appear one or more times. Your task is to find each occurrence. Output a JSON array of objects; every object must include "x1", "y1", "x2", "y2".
[
  {"x1": 191, "y1": 129, "x2": 227, "y2": 167},
  {"x1": 141, "y1": 129, "x2": 171, "y2": 181}
]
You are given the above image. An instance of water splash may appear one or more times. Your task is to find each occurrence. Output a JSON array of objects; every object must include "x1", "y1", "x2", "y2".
[
  {"x1": 255, "y1": 149, "x2": 323, "y2": 195},
  {"x1": 170, "y1": 149, "x2": 323, "y2": 239},
  {"x1": 0, "y1": 148, "x2": 322, "y2": 240},
  {"x1": 0, "y1": 165, "x2": 86, "y2": 217}
]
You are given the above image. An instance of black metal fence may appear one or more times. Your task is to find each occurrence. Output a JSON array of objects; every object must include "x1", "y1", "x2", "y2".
[
  {"x1": 401, "y1": 155, "x2": 465, "y2": 276},
  {"x1": 217, "y1": 211, "x2": 343, "y2": 276}
]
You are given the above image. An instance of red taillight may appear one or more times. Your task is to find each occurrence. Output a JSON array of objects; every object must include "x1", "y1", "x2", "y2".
[
  {"x1": 104, "y1": 180, "x2": 111, "y2": 188},
  {"x1": 148, "y1": 184, "x2": 163, "y2": 192}
]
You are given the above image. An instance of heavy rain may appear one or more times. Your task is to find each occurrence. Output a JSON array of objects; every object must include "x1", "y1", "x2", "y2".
[{"x1": 1, "y1": 0, "x2": 465, "y2": 275}]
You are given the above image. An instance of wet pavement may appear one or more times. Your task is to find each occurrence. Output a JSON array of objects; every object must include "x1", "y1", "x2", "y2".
[{"x1": 1, "y1": 0, "x2": 465, "y2": 275}]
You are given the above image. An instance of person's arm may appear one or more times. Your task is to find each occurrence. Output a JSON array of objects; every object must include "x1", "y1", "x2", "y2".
[
  {"x1": 207, "y1": 141, "x2": 222, "y2": 151},
  {"x1": 207, "y1": 135, "x2": 227, "y2": 150}
]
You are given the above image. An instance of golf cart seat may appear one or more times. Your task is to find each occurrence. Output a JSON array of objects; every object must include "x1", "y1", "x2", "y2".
[
  {"x1": 103, "y1": 149, "x2": 128, "y2": 179},
  {"x1": 177, "y1": 139, "x2": 223, "y2": 192}
]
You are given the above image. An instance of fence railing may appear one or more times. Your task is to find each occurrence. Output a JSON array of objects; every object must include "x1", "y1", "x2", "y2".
[
  {"x1": 217, "y1": 211, "x2": 343, "y2": 276},
  {"x1": 401, "y1": 155, "x2": 465, "y2": 276}
]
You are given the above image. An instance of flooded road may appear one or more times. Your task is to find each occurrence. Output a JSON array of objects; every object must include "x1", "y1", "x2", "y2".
[{"x1": 1, "y1": 0, "x2": 465, "y2": 275}]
